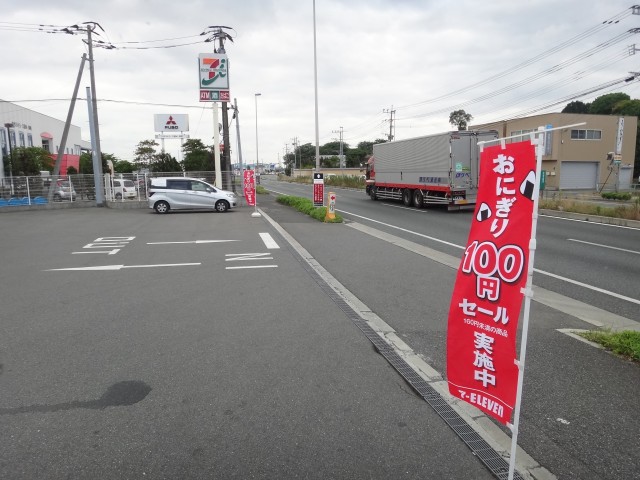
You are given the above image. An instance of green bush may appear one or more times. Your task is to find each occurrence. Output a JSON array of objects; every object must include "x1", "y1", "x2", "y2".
[
  {"x1": 579, "y1": 330, "x2": 640, "y2": 362},
  {"x1": 276, "y1": 195, "x2": 343, "y2": 223},
  {"x1": 601, "y1": 192, "x2": 632, "y2": 201}
]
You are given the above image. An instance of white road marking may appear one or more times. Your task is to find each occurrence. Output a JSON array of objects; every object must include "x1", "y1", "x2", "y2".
[
  {"x1": 259, "y1": 232, "x2": 280, "y2": 249},
  {"x1": 567, "y1": 238, "x2": 640, "y2": 255},
  {"x1": 341, "y1": 210, "x2": 640, "y2": 305},
  {"x1": 340, "y1": 210, "x2": 462, "y2": 249},
  {"x1": 226, "y1": 265, "x2": 278, "y2": 270},
  {"x1": 541, "y1": 214, "x2": 640, "y2": 230},
  {"x1": 45, "y1": 263, "x2": 201, "y2": 271},
  {"x1": 147, "y1": 240, "x2": 239, "y2": 245},
  {"x1": 382, "y1": 203, "x2": 428, "y2": 213},
  {"x1": 225, "y1": 253, "x2": 274, "y2": 261},
  {"x1": 535, "y1": 268, "x2": 640, "y2": 305}
]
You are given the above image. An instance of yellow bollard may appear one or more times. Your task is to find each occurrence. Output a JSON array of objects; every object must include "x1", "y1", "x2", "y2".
[{"x1": 325, "y1": 192, "x2": 336, "y2": 221}]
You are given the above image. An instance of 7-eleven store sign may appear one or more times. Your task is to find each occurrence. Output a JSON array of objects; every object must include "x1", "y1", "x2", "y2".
[{"x1": 199, "y1": 53, "x2": 230, "y2": 102}]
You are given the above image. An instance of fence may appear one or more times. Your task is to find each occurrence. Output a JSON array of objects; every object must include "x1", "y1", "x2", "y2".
[{"x1": 0, "y1": 171, "x2": 239, "y2": 208}]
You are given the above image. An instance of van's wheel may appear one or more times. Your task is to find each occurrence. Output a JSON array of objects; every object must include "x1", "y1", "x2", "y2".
[
  {"x1": 215, "y1": 200, "x2": 230, "y2": 212},
  {"x1": 413, "y1": 190, "x2": 424, "y2": 209},
  {"x1": 402, "y1": 189, "x2": 412, "y2": 207},
  {"x1": 370, "y1": 186, "x2": 377, "y2": 201},
  {"x1": 115, "y1": 193, "x2": 122, "y2": 200},
  {"x1": 154, "y1": 201, "x2": 170, "y2": 214}
]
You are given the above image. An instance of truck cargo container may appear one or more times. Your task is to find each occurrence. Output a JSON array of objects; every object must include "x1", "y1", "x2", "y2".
[{"x1": 365, "y1": 130, "x2": 499, "y2": 210}]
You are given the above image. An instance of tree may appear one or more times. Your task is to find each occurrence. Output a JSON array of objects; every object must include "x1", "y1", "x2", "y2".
[
  {"x1": 113, "y1": 160, "x2": 135, "y2": 173},
  {"x1": 449, "y1": 110, "x2": 473, "y2": 130},
  {"x1": 182, "y1": 139, "x2": 213, "y2": 171},
  {"x1": 9, "y1": 147, "x2": 54, "y2": 176},
  {"x1": 561, "y1": 101, "x2": 590, "y2": 114},
  {"x1": 588, "y1": 93, "x2": 630, "y2": 115},
  {"x1": 357, "y1": 139, "x2": 387, "y2": 156},
  {"x1": 612, "y1": 99, "x2": 640, "y2": 117},
  {"x1": 150, "y1": 152, "x2": 181, "y2": 173},
  {"x1": 66, "y1": 166, "x2": 78, "y2": 175},
  {"x1": 78, "y1": 151, "x2": 111, "y2": 174},
  {"x1": 133, "y1": 140, "x2": 159, "y2": 169}
]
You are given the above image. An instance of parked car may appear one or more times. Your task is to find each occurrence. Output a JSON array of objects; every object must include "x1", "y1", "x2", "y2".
[
  {"x1": 51, "y1": 180, "x2": 76, "y2": 202},
  {"x1": 147, "y1": 177, "x2": 237, "y2": 214},
  {"x1": 109, "y1": 178, "x2": 137, "y2": 200}
]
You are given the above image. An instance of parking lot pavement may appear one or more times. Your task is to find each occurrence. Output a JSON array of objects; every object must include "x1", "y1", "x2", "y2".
[{"x1": 0, "y1": 206, "x2": 497, "y2": 480}]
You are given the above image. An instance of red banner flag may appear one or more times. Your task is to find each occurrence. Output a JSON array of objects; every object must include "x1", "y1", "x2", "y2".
[
  {"x1": 447, "y1": 140, "x2": 537, "y2": 425},
  {"x1": 243, "y1": 170, "x2": 256, "y2": 207}
]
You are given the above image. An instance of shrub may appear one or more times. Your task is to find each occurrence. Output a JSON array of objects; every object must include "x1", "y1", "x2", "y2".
[{"x1": 276, "y1": 195, "x2": 343, "y2": 223}]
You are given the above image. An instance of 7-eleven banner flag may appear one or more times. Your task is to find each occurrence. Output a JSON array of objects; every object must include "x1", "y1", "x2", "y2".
[
  {"x1": 446, "y1": 140, "x2": 537, "y2": 425},
  {"x1": 243, "y1": 170, "x2": 256, "y2": 206}
]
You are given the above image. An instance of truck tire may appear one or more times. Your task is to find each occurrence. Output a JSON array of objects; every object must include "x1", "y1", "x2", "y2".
[
  {"x1": 370, "y1": 187, "x2": 377, "y2": 201},
  {"x1": 413, "y1": 189, "x2": 424, "y2": 209},
  {"x1": 402, "y1": 189, "x2": 412, "y2": 207}
]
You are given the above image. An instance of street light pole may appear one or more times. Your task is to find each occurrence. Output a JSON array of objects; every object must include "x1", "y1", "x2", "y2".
[{"x1": 255, "y1": 93, "x2": 261, "y2": 175}]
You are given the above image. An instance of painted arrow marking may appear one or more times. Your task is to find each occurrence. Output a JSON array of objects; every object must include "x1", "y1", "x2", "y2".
[
  {"x1": 45, "y1": 263, "x2": 201, "y2": 271},
  {"x1": 147, "y1": 240, "x2": 239, "y2": 245}
]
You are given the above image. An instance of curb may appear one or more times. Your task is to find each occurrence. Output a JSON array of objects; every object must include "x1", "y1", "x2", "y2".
[{"x1": 539, "y1": 209, "x2": 640, "y2": 228}]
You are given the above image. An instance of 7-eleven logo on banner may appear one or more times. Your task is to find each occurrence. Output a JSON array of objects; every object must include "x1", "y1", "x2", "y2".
[{"x1": 446, "y1": 140, "x2": 537, "y2": 425}]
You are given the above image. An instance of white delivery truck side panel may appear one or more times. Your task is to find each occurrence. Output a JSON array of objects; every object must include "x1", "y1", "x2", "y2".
[
  {"x1": 368, "y1": 130, "x2": 499, "y2": 210},
  {"x1": 373, "y1": 133, "x2": 451, "y2": 185}
]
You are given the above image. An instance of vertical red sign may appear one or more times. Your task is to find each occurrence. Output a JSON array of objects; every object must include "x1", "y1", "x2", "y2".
[
  {"x1": 446, "y1": 140, "x2": 537, "y2": 425},
  {"x1": 243, "y1": 170, "x2": 256, "y2": 207},
  {"x1": 313, "y1": 173, "x2": 324, "y2": 207}
]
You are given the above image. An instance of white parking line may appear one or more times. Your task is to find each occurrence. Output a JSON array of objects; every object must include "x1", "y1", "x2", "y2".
[
  {"x1": 226, "y1": 265, "x2": 278, "y2": 270},
  {"x1": 45, "y1": 263, "x2": 201, "y2": 271},
  {"x1": 259, "y1": 232, "x2": 280, "y2": 249},
  {"x1": 147, "y1": 240, "x2": 239, "y2": 245}
]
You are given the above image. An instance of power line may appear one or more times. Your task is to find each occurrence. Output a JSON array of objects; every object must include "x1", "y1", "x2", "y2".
[{"x1": 395, "y1": 6, "x2": 636, "y2": 110}]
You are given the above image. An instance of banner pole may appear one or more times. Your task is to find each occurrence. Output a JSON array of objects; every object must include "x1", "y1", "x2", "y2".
[{"x1": 507, "y1": 127, "x2": 545, "y2": 480}]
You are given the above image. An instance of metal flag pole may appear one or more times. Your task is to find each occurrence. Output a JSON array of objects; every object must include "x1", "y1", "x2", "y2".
[{"x1": 506, "y1": 127, "x2": 544, "y2": 480}]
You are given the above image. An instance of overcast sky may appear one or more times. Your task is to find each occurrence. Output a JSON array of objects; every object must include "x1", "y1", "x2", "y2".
[{"x1": 2, "y1": 0, "x2": 640, "y2": 167}]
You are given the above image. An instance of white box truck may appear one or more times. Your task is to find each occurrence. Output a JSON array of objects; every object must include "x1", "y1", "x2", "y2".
[{"x1": 365, "y1": 130, "x2": 499, "y2": 210}]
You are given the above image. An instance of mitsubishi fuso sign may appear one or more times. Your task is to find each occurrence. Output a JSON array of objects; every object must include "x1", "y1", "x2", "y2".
[
  {"x1": 154, "y1": 114, "x2": 189, "y2": 132},
  {"x1": 198, "y1": 53, "x2": 230, "y2": 102}
]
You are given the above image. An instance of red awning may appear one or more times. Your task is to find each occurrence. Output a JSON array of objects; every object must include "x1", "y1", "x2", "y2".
[{"x1": 40, "y1": 132, "x2": 53, "y2": 139}]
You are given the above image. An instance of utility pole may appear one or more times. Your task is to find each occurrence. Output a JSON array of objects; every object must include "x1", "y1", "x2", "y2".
[
  {"x1": 332, "y1": 127, "x2": 344, "y2": 168},
  {"x1": 383, "y1": 106, "x2": 396, "y2": 142},
  {"x1": 215, "y1": 29, "x2": 232, "y2": 191},
  {"x1": 232, "y1": 98, "x2": 243, "y2": 195},
  {"x1": 291, "y1": 136, "x2": 299, "y2": 172}
]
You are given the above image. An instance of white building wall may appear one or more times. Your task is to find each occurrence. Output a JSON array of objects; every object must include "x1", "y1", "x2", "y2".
[{"x1": 0, "y1": 100, "x2": 90, "y2": 180}]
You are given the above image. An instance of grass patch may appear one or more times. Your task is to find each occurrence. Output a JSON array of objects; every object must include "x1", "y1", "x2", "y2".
[
  {"x1": 276, "y1": 195, "x2": 343, "y2": 223},
  {"x1": 539, "y1": 196, "x2": 640, "y2": 220},
  {"x1": 578, "y1": 330, "x2": 640, "y2": 362},
  {"x1": 256, "y1": 185, "x2": 268, "y2": 194}
]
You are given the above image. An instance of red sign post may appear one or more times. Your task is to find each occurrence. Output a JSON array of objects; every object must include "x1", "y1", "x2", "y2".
[
  {"x1": 446, "y1": 140, "x2": 537, "y2": 425},
  {"x1": 313, "y1": 173, "x2": 324, "y2": 207},
  {"x1": 243, "y1": 170, "x2": 256, "y2": 207}
]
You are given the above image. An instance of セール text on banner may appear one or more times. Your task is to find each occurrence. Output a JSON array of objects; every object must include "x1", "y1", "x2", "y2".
[{"x1": 446, "y1": 140, "x2": 537, "y2": 425}]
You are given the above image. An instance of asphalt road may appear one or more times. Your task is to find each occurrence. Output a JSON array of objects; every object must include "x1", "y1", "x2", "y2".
[
  {"x1": 1, "y1": 186, "x2": 638, "y2": 480},
  {"x1": 261, "y1": 177, "x2": 640, "y2": 322},
  {"x1": 0, "y1": 207, "x2": 495, "y2": 479},
  {"x1": 258, "y1": 178, "x2": 640, "y2": 480}
]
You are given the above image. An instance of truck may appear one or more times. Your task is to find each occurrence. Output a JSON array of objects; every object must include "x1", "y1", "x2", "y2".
[{"x1": 365, "y1": 130, "x2": 499, "y2": 210}]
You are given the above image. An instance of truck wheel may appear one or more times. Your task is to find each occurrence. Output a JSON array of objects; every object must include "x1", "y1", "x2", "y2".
[
  {"x1": 402, "y1": 189, "x2": 412, "y2": 207},
  {"x1": 370, "y1": 187, "x2": 377, "y2": 201},
  {"x1": 413, "y1": 190, "x2": 424, "y2": 209}
]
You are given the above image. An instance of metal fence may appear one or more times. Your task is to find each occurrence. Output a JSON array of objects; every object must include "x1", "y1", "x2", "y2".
[{"x1": 0, "y1": 171, "x2": 239, "y2": 208}]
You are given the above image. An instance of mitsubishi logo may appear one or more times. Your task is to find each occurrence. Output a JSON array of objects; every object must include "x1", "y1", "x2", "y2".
[{"x1": 164, "y1": 116, "x2": 178, "y2": 130}]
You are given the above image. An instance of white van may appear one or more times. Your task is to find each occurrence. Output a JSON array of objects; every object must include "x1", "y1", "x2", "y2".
[
  {"x1": 104, "y1": 177, "x2": 137, "y2": 200},
  {"x1": 147, "y1": 177, "x2": 237, "y2": 214}
]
